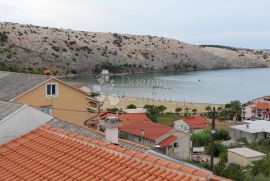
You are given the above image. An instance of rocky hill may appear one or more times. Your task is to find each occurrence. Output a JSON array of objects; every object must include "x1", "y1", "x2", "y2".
[{"x1": 0, "y1": 22, "x2": 269, "y2": 75}]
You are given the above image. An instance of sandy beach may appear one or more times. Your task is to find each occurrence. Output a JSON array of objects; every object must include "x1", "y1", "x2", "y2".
[{"x1": 102, "y1": 96, "x2": 223, "y2": 113}]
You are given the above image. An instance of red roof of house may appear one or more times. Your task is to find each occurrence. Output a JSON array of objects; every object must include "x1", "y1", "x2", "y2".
[
  {"x1": 101, "y1": 113, "x2": 173, "y2": 141},
  {"x1": 182, "y1": 115, "x2": 208, "y2": 129},
  {"x1": 252, "y1": 102, "x2": 270, "y2": 110},
  {"x1": 0, "y1": 125, "x2": 229, "y2": 181},
  {"x1": 157, "y1": 135, "x2": 177, "y2": 147}
]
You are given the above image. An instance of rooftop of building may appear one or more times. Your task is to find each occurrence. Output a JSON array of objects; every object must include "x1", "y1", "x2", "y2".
[
  {"x1": 0, "y1": 124, "x2": 229, "y2": 181},
  {"x1": 47, "y1": 118, "x2": 149, "y2": 153},
  {"x1": 0, "y1": 100, "x2": 24, "y2": 120},
  {"x1": 179, "y1": 115, "x2": 208, "y2": 129},
  {"x1": 0, "y1": 71, "x2": 50, "y2": 101},
  {"x1": 229, "y1": 120, "x2": 270, "y2": 133},
  {"x1": 228, "y1": 147, "x2": 266, "y2": 158}
]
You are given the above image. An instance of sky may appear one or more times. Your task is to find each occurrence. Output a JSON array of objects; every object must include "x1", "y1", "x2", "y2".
[{"x1": 0, "y1": 0, "x2": 269, "y2": 49}]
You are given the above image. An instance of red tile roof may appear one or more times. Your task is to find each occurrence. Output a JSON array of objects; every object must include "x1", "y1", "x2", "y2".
[
  {"x1": 101, "y1": 113, "x2": 173, "y2": 141},
  {"x1": 252, "y1": 102, "x2": 270, "y2": 110},
  {"x1": 0, "y1": 125, "x2": 229, "y2": 181},
  {"x1": 182, "y1": 115, "x2": 208, "y2": 129},
  {"x1": 157, "y1": 135, "x2": 177, "y2": 147}
]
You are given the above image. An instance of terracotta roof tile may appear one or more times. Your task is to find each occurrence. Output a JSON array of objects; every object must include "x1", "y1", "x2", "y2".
[
  {"x1": 157, "y1": 135, "x2": 177, "y2": 147},
  {"x1": 101, "y1": 113, "x2": 173, "y2": 141},
  {"x1": 0, "y1": 125, "x2": 229, "y2": 181},
  {"x1": 182, "y1": 115, "x2": 208, "y2": 129}
]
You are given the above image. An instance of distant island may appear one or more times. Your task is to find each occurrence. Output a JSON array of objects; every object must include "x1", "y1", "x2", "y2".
[{"x1": 0, "y1": 22, "x2": 269, "y2": 75}]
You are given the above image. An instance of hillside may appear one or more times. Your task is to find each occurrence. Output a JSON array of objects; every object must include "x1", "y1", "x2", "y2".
[{"x1": 0, "y1": 22, "x2": 269, "y2": 75}]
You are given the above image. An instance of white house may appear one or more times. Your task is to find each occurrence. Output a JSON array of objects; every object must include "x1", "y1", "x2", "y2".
[
  {"x1": 174, "y1": 115, "x2": 208, "y2": 133},
  {"x1": 242, "y1": 102, "x2": 270, "y2": 121},
  {"x1": 0, "y1": 101, "x2": 53, "y2": 144},
  {"x1": 229, "y1": 120, "x2": 270, "y2": 143}
]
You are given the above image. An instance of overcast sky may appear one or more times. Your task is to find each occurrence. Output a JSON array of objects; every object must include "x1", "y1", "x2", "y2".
[{"x1": 0, "y1": 0, "x2": 269, "y2": 49}]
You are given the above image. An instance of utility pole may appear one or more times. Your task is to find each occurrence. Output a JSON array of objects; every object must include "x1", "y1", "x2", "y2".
[{"x1": 210, "y1": 107, "x2": 216, "y2": 171}]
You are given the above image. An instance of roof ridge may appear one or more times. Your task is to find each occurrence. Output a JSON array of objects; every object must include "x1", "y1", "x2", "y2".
[
  {"x1": 56, "y1": 119, "x2": 149, "y2": 150},
  {"x1": 39, "y1": 125, "x2": 212, "y2": 180}
]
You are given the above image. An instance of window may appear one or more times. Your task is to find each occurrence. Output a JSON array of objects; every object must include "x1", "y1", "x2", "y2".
[
  {"x1": 40, "y1": 107, "x2": 52, "y2": 115},
  {"x1": 174, "y1": 142, "x2": 178, "y2": 147},
  {"x1": 46, "y1": 83, "x2": 58, "y2": 97}
]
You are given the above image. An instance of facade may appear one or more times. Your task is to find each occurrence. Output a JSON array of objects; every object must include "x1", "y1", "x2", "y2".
[
  {"x1": 229, "y1": 120, "x2": 270, "y2": 143},
  {"x1": 0, "y1": 124, "x2": 228, "y2": 181},
  {"x1": 174, "y1": 115, "x2": 208, "y2": 133},
  {"x1": 228, "y1": 147, "x2": 266, "y2": 166},
  {"x1": 242, "y1": 101, "x2": 270, "y2": 121},
  {"x1": 100, "y1": 113, "x2": 191, "y2": 159},
  {"x1": 0, "y1": 100, "x2": 53, "y2": 144},
  {"x1": 0, "y1": 71, "x2": 101, "y2": 123}
]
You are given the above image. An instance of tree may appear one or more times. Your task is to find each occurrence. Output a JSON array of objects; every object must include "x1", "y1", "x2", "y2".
[
  {"x1": 156, "y1": 105, "x2": 167, "y2": 113},
  {"x1": 106, "y1": 107, "x2": 119, "y2": 113},
  {"x1": 215, "y1": 129, "x2": 230, "y2": 141},
  {"x1": 206, "y1": 142, "x2": 226, "y2": 157},
  {"x1": 127, "y1": 104, "x2": 136, "y2": 109},
  {"x1": 144, "y1": 104, "x2": 167, "y2": 122},
  {"x1": 175, "y1": 107, "x2": 182, "y2": 114},
  {"x1": 205, "y1": 106, "x2": 211, "y2": 112},
  {"x1": 205, "y1": 106, "x2": 211, "y2": 117},
  {"x1": 192, "y1": 108, "x2": 197, "y2": 115}
]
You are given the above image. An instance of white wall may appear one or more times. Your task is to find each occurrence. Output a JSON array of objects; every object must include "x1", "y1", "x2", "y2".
[
  {"x1": 174, "y1": 119, "x2": 190, "y2": 133},
  {"x1": 0, "y1": 105, "x2": 53, "y2": 144}
]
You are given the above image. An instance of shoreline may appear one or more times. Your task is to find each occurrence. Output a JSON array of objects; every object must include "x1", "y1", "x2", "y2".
[
  {"x1": 61, "y1": 66, "x2": 269, "y2": 77},
  {"x1": 102, "y1": 95, "x2": 224, "y2": 113}
]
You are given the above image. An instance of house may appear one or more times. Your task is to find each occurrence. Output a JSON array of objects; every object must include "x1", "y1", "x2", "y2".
[
  {"x1": 228, "y1": 147, "x2": 266, "y2": 166},
  {"x1": 174, "y1": 115, "x2": 208, "y2": 133},
  {"x1": 0, "y1": 71, "x2": 101, "y2": 122},
  {"x1": 99, "y1": 113, "x2": 191, "y2": 159},
  {"x1": 229, "y1": 120, "x2": 270, "y2": 143},
  {"x1": 0, "y1": 100, "x2": 53, "y2": 144},
  {"x1": 47, "y1": 118, "x2": 149, "y2": 153},
  {"x1": 0, "y1": 124, "x2": 229, "y2": 181},
  {"x1": 242, "y1": 102, "x2": 270, "y2": 121}
]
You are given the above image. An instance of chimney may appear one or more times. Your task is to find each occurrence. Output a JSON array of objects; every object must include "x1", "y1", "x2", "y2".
[
  {"x1": 141, "y1": 128, "x2": 144, "y2": 137},
  {"x1": 103, "y1": 116, "x2": 120, "y2": 145}
]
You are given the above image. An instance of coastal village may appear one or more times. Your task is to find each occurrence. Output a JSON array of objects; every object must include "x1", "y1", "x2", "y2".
[{"x1": 1, "y1": 69, "x2": 270, "y2": 181}]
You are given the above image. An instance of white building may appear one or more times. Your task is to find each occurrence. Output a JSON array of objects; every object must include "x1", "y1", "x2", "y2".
[
  {"x1": 242, "y1": 99, "x2": 270, "y2": 121},
  {"x1": 228, "y1": 147, "x2": 266, "y2": 166},
  {"x1": 229, "y1": 120, "x2": 270, "y2": 143},
  {"x1": 174, "y1": 115, "x2": 208, "y2": 133},
  {"x1": 0, "y1": 101, "x2": 53, "y2": 144}
]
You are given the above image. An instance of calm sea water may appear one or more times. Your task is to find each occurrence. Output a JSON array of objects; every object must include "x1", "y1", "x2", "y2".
[{"x1": 63, "y1": 68, "x2": 270, "y2": 104}]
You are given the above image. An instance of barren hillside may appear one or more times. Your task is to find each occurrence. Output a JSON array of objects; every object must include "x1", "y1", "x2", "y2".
[{"x1": 0, "y1": 22, "x2": 269, "y2": 75}]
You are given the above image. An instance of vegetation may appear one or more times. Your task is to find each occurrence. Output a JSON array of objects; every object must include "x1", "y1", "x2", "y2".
[
  {"x1": 126, "y1": 104, "x2": 136, "y2": 109},
  {"x1": 191, "y1": 128, "x2": 230, "y2": 147},
  {"x1": 144, "y1": 104, "x2": 167, "y2": 122},
  {"x1": 95, "y1": 61, "x2": 122, "y2": 73},
  {"x1": 175, "y1": 107, "x2": 182, "y2": 114},
  {"x1": 89, "y1": 92, "x2": 100, "y2": 97},
  {"x1": 157, "y1": 113, "x2": 181, "y2": 127},
  {"x1": 0, "y1": 31, "x2": 8, "y2": 42},
  {"x1": 205, "y1": 100, "x2": 242, "y2": 121},
  {"x1": 106, "y1": 107, "x2": 120, "y2": 113},
  {"x1": 215, "y1": 162, "x2": 245, "y2": 181},
  {"x1": 205, "y1": 142, "x2": 226, "y2": 157}
]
